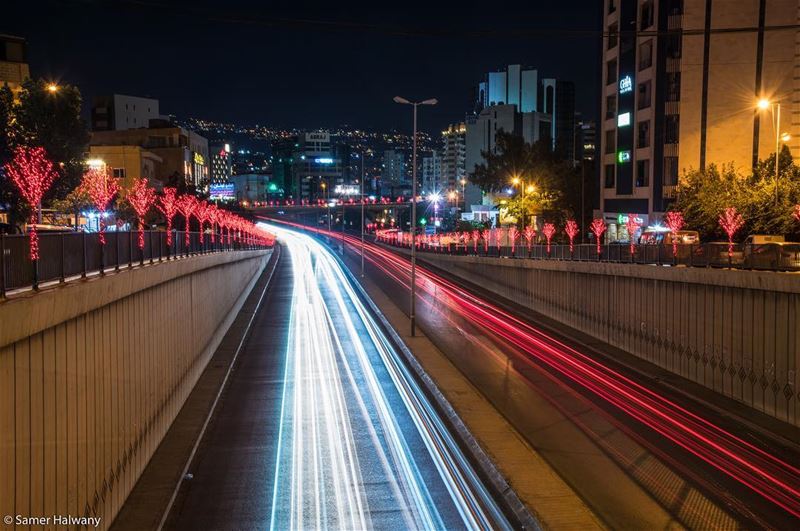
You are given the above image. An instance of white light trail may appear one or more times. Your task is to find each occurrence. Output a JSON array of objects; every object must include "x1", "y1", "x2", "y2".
[{"x1": 266, "y1": 225, "x2": 507, "y2": 530}]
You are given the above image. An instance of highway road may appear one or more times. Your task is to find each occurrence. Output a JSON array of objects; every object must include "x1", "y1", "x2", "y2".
[
  {"x1": 165, "y1": 225, "x2": 510, "y2": 530},
  {"x1": 274, "y1": 220, "x2": 800, "y2": 530}
]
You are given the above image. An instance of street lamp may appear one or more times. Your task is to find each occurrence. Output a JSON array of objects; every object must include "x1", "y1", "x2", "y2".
[
  {"x1": 758, "y1": 97, "x2": 792, "y2": 203},
  {"x1": 511, "y1": 175, "x2": 535, "y2": 228},
  {"x1": 46, "y1": 83, "x2": 59, "y2": 93},
  {"x1": 394, "y1": 95, "x2": 437, "y2": 337},
  {"x1": 429, "y1": 192, "x2": 441, "y2": 234},
  {"x1": 459, "y1": 178, "x2": 467, "y2": 212}
]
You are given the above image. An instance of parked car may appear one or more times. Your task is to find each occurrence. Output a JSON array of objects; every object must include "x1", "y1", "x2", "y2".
[{"x1": 743, "y1": 235, "x2": 799, "y2": 269}]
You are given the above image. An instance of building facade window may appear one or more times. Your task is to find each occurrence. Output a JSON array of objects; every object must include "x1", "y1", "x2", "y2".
[
  {"x1": 608, "y1": 23, "x2": 618, "y2": 49},
  {"x1": 606, "y1": 59, "x2": 618, "y2": 85},
  {"x1": 606, "y1": 95, "x2": 617, "y2": 119},
  {"x1": 664, "y1": 156, "x2": 679, "y2": 185},
  {"x1": 605, "y1": 129, "x2": 616, "y2": 154},
  {"x1": 665, "y1": 115, "x2": 680, "y2": 144},
  {"x1": 604, "y1": 164, "x2": 615, "y2": 188},
  {"x1": 113, "y1": 168, "x2": 126, "y2": 179},
  {"x1": 639, "y1": 40, "x2": 653, "y2": 70},
  {"x1": 637, "y1": 120, "x2": 650, "y2": 148},
  {"x1": 666, "y1": 72, "x2": 681, "y2": 102},
  {"x1": 609, "y1": 0, "x2": 617, "y2": 14},
  {"x1": 637, "y1": 81, "x2": 652, "y2": 109},
  {"x1": 640, "y1": 0, "x2": 655, "y2": 30},
  {"x1": 636, "y1": 160, "x2": 650, "y2": 187}
]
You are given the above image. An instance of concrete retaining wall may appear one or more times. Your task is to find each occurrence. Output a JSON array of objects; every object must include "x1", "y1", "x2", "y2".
[
  {"x1": 411, "y1": 251, "x2": 799, "y2": 428},
  {"x1": 0, "y1": 250, "x2": 271, "y2": 530}
]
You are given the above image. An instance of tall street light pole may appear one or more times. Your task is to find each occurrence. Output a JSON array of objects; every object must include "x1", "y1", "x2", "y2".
[
  {"x1": 394, "y1": 95, "x2": 437, "y2": 337},
  {"x1": 758, "y1": 98, "x2": 792, "y2": 204},
  {"x1": 361, "y1": 151, "x2": 365, "y2": 277}
]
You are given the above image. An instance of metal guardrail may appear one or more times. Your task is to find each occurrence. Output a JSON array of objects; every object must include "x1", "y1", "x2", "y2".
[
  {"x1": 376, "y1": 239, "x2": 800, "y2": 272},
  {"x1": 0, "y1": 231, "x2": 272, "y2": 296}
]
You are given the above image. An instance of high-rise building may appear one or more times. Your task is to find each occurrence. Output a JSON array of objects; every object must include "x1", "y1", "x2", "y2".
[
  {"x1": 381, "y1": 150, "x2": 406, "y2": 187},
  {"x1": 422, "y1": 151, "x2": 442, "y2": 194},
  {"x1": 91, "y1": 94, "x2": 160, "y2": 131},
  {"x1": 441, "y1": 123, "x2": 467, "y2": 196},
  {"x1": 598, "y1": 0, "x2": 797, "y2": 239},
  {"x1": 477, "y1": 64, "x2": 539, "y2": 113},
  {"x1": 269, "y1": 132, "x2": 351, "y2": 200},
  {"x1": 210, "y1": 143, "x2": 233, "y2": 184},
  {"x1": 576, "y1": 118, "x2": 597, "y2": 162},
  {"x1": 542, "y1": 78, "x2": 577, "y2": 158},
  {"x1": 0, "y1": 34, "x2": 29, "y2": 98}
]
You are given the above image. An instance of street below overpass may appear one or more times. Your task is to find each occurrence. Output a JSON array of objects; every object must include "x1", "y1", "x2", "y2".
[
  {"x1": 266, "y1": 219, "x2": 800, "y2": 530},
  {"x1": 162, "y1": 226, "x2": 512, "y2": 530}
]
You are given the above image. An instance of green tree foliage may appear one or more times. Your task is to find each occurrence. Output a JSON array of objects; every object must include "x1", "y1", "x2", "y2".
[
  {"x1": 0, "y1": 79, "x2": 89, "y2": 224},
  {"x1": 467, "y1": 130, "x2": 583, "y2": 225},
  {"x1": 672, "y1": 145, "x2": 800, "y2": 241}
]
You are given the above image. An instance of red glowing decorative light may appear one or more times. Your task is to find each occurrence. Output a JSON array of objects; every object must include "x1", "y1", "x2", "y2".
[
  {"x1": 793, "y1": 204, "x2": 800, "y2": 224},
  {"x1": 493, "y1": 228, "x2": 501, "y2": 254},
  {"x1": 508, "y1": 226, "x2": 519, "y2": 255},
  {"x1": 590, "y1": 218, "x2": 606, "y2": 256},
  {"x1": 176, "y1": 194, "x2": 197, "y2": 247},
  {"x1": 481, "y1": 228, "x2": 491, "y2": 253},
  {"x1": 157, "y1": 187, "x2": 179, "y2": 247},
  {"x1": 564, "y1": 220, "x2": 579, "y2": 254},
  {"x1": 472, "y1": 229, "x2": 480, "y2": 253},
  {"x1": 664, "y1": 211, "x2": 685, "y2": 258},
  {"x1": 194, "y1": 200, "x2": 210, "y2": 246},
  {"x1": 718, "y1": 207, "x2": 744, "y2": 259},
  {"x1": 542, "y1": 222, "x2": 556, "y2": 256},
  {"x1": 127, "y1": 178, "x2": 156, "y2": 250},
  {"x1": 3, "y1": 146, "x2": 59, "y2": 261},
  {"x1": 624, "y1": 213, "x2": 641, "y2": 255},
  {"x1": 80, "y1": 165, "x2": 119, "y2": 246},
  {"x1": 523, "y1": 225, "x2": 536, "y2": 256}
]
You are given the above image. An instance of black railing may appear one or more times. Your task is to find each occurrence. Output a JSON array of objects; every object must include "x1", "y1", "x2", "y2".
[
  {"x1": 0, "y1": 231, "x2": 272, "y2": 296},
  {"x1": 376, "y1": 239, "x2": 800, "y2": 272}
]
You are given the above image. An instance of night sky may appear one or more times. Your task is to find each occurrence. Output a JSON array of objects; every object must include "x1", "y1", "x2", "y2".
[{"x1": 6, "y1": 0, "x2": 602, "y2": 134}]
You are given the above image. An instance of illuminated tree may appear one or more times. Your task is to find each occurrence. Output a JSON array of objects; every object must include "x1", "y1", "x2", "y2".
[
  {"x1": 3, "y1": 146, "x2": 58, "y2": 261},
  {"x1": 80, "y1": 165, "x2": 119, "y2": 245},
  {"x1": 157, "y1": 187, "x2": 179, "y2": 248},
  {"x1": 508, "y1": 226, "x2": 519, "y2": 256},
  {"x1": 542, "y1": 222, "x2": 556, "y2": 256},
  {"x1": 481, "y1": 228, "x2": 491, "y2": 254},
  {"x1": 493, "y1": 228, "x2": 501, "y2": 255},
  {"x1": 590, "y1": 218, "x2": 606, "y2": 257},
  {"x1": 472, "y1": 229, "x2": 480, "y2": 253},
  {"x1": 126, "y1": 178, "x2": 156, "y2": 250},
  {"x1": 624, "y1": 214, "x2": 641, "y2": 255},
  {"x1": 207, "y1": 204, "x2": 219, "y2": 244},
  {"x1": 664, "y1": 211, "x2": 685, "y2": 258},
  {"x1": 524, "y1": 225, "x2": 536, "y2": 257},
  {"x1": 718, "y1": 207, "x2": 744, "y2": 259},
  {"x1": 194, "y1": 201, "x2": 210, "y2": 246},
  {"x1": 564, "y1": 219, "x2": 579, "y2": 255},
  {"x1": 176, "y1": 194, "x2": 196, "y2": 248}
]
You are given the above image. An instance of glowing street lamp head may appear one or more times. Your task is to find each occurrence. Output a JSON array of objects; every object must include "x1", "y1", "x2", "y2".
[
  {"x1": 447, "y1": 191, "x2": 457, "y2": 200},
  {"x1": 428, "y1": 192, "x2": 441, "y2": 203},
  {"x1": 526, "y1": 184, "x2": 536, "y2": 194},
  {"x1": 46, "y1": 83, "x2": 59, "y2": 93},
  {"x1": 781, "y1": 132, "x2": 792, "y2": 142},
  {"x1": 757, "y1": 98, "x2": 771, "y2": 110}
]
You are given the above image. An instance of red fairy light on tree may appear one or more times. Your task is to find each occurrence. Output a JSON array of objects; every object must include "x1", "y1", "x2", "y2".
[
  {"x1": 207, "y1": 204, "x2": 219, "y2": 244},
  {"x1": 590, "y1": 218, "x2": 606, "y2": 256},
  {"x1": 194, "y1": 201, "x2": 210, "y2": 245},
  {"x1": 524, "y1": 225, "x2": 536, "y2": 256},
  {"x1": 624, "y1": 214, "x2": 641, "y2": 255},
  {"x1": 542, "y1": 222, "x2": 556, "y2": 256},
  {"x1": 508, "y1": 226, "x2": 519, "y2": 255},
  {"x1": 564, "y1": 220, "x2": 579, "y2": 254},
  {"x1": 157, "y1": 187, "x2": 179, "y2": 247},
  {"x1": 481, "y1": 228, "x2": 491, "y2": 253},
  {"x1": 127, "y1": 178, "x2": 156, "y2": 250},
  {"x1": 664, "y1": 211, "x2": 685, "y2": 258},
  {"x1": 493, "y1": 228, "x2": 502, "y2": 254},
  {"x1": 176, "y1": 195, "x2": 196, "y2": 248},
  {"x1": 80, "y1": 165, "x2": 119, "y2": 246},
  {"x1": 462, "y1": 231, "x2": 469, "y2": 252},
  {"x1": 718, "y1": 207, "x2": 744, "y2": 258},
  {"x1": 472, "y1": 229, "x2": 480, "y2": 253},
  {"x1": 3, "y1": 146, "x2": 58, "y2": 261},
  {"x1": 793, "y1": 204, "x2": 800, "y2": 223}
]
